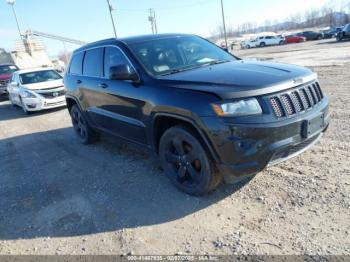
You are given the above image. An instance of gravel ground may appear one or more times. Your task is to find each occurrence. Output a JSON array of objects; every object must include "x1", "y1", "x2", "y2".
[{"x1": 0, "y1": 40, "x2": 349, "y2": 256}]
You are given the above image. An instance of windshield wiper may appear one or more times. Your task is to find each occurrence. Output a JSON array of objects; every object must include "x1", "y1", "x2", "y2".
[
  {"x1": 159, "y1": 60, "x2": 232, "y2": 76},
  {"x1": 202, "y1": 59, "x2": 232, "y2": 66}
]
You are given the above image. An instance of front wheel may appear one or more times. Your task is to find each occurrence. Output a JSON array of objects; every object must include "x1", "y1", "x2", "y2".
[
  {"x1": 260, "y1": 42, "x2": 266, "y2": 47},
  {"x1": 159, "y1": 126, "x2": 222, "y2": 196},
  {"x1": 70, "y1": 104, "x2": 99, "y2": 144},
  {"x1": 20, "y1": 97, "x2": 31, "y2": 115}
]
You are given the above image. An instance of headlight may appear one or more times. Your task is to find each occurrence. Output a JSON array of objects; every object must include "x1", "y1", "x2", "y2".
[
  {"x1": 21, "y1": 90, "x2": 37, "y2": 98},
  {"x1": 212, "y1": 98, "x2": 262, "y2": 117}
]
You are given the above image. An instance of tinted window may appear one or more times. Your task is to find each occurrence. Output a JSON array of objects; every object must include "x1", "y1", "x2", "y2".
[
  {"x1": 0, "y1": 64, "x2": 18, "y2": 74},
  {"x1": 83, "y1": 48, "x2": 103, "y2": 77},
  {"x1": 19, "y1": 70, "x2": 62, "y2": 84},
  {"x1": 104, "y1": 47, "x2": 130, "y2": 77},
  {"x1": 69, "y1": 52, "x2": 84, "y2": 75}
]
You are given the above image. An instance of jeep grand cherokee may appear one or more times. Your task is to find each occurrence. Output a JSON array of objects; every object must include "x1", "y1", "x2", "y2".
[{"x1": 64, "y1": 34, "x2": 330, "y2": 196}]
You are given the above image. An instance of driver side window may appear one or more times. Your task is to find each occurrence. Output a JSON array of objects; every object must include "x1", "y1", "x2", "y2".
[{"x1": 104, "y1": 47, "x2": 131, "y2": 78}]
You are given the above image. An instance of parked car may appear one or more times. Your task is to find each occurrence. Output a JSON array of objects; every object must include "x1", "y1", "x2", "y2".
[
  {"x1": 64, "y1": 34, "x2": 329, "y2": 196},
  {"x1": 284, "y1": 35, "x2": 306, "y2": 44},
  {"x1": 323, "y1": 27, "x2": 343, "y2": 39},
  {"x1": 336, "y1": 23, "x2": 350, "y2": 41},
  {"x1": 7, "y1": 68, "x2": 66, "y2": 114},
  {"x1": 0, "y1": 64, "x2": 19, "y2": 95},
  {"x1": 255, "y1": 35, "x2": 285, "y2": 47},
  {"x1": 240, "y1": 38, "x2": 258, "y2": 49},
  {"x1": 296, "y1": 31, "x2": 323, "y2": 40}
]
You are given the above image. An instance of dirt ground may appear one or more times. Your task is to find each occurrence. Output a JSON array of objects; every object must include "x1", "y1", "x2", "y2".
[{"x1": 0, "y1": 39, "x2": 349, "y2": 256}]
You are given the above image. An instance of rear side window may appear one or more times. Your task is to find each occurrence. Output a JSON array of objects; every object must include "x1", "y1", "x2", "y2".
[
  {"x1": 69, "y1": 52, "x2": 84, "y2": 75},
  {"x1": 104, "y1": 47, "x2": 130, "y2": 77},
  {"x1": 83, "y1": 48, "x2": 103, "y2": 77}
]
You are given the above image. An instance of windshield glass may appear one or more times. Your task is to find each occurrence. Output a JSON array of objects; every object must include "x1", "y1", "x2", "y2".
[
  {"x1": 128, "y1": 36, "x2": 236, "y2": 76},
  {"x1": 19, "y1": 70, "x2": 62, "y2": 84},
  {"x1": 0, "y1": 65, "x2": 18, "y2": 75}
]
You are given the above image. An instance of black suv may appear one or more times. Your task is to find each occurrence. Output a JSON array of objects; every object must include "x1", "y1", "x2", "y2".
[
  {"x1": 337, "y1": 24, "x2": 350, "y2": 41},
  {"x1": 64, "y1": 34, "x2": 329, "y2": 196}
]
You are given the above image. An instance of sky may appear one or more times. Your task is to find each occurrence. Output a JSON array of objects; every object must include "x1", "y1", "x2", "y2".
[{"x1": 0, "y1": 0, "x2": 332, "y2": 56}]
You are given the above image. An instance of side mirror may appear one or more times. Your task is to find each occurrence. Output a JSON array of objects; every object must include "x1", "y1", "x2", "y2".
[
  {"x1": 10, "y1": 81, "x2": 18, "y2": 87},
  {"x1": 109, "y1": 64, "x2": 139, "y2": 83}
]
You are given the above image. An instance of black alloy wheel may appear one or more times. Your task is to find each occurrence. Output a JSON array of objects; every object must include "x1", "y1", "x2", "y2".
[
  {"x1": 70, "y1": 104, "x2": 98, "y2": 144},
  {"x1": 159, "y1": 126, "x2": 221, "y2": 196}
]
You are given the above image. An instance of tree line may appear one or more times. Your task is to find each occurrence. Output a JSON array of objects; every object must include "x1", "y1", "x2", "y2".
[{"x1": 211, "y1": 0, "x2": 350, "y2": 39}]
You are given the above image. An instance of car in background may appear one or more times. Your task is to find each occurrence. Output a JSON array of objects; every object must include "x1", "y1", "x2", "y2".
[
  {"x1": 7, "y1": 68, "x2": 66, "y2": 114},
  {"x1": 0, "y1": 64, "x2": 19, "y2": 95},
  {"x1": 284, "y1": 35, "x2": 306, "y2": 44},
  {"x1": 296, "y1": 31, "x2": 323, "y2": 40},
  {"x1": 240, "y1": 38, "x2": 258, "y2": 49},
  {"x1": 255, "y1": 35, "x2": 285, "y2": 47},
  {"x1": 323, "y1": 27, "x2": 343, "y2": 39},
  {"x1": 336, "y1": 23, "x2": 350, "y2": 41}
]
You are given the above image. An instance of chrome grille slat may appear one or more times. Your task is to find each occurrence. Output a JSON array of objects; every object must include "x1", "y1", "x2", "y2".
[{"x1": 269, "y1": 81, "x2": 324, "y2": 118}]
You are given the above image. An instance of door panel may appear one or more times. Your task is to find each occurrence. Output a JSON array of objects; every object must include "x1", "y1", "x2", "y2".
[{"x1": 83, "y1": 46, "x2": 148, "y2": 145}]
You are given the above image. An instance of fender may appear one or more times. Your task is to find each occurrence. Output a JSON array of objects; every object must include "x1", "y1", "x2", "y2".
[{"x1": 151, "y1": 112, "x2": 220, "y2": 163}]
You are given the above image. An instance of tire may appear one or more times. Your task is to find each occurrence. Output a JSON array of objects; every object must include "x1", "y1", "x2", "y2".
[
  {"x1": 260, "y1": 42, "x2": 266, "y2": 47},
  {"x1": 70, "y1": 104, "x2": 99, "y2": 144},
  {"x1": 337, "y1": 35, "x2": 342, "y2": 42},
  {"x1": 20, "y1": 97, "x2": 31, "y2": 115},
  {"x1": 279, "y1": 40, "x2": 284, "y2": 45},
  {"x1": 246, "y1": 45, "x2": 251, "y2": 49},
  {"x1": 159, "y1": 125, "x2": 222, "y2": 196}
]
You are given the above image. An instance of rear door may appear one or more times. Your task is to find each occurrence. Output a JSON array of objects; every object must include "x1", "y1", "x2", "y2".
[
  {"x1": 87, "y1": 46, "x2": 148, "y2": 144},
  {"x1": 79, "y1": 47, "x2": 105, "y2": 126}
]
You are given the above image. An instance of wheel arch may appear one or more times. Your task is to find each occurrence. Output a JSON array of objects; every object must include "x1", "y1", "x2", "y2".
[{"x1": 151, "y1": 113, "x2": 219, "y2": 163}]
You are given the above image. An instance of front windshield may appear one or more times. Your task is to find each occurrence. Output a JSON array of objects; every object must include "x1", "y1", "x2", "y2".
[
  {"x1": 0, "y1": 65, "x2": 18, "y2": 74},
  {"x1": 19, "y1": 70, "x2": 62, "y2": 84},
  {"x1": 128, "y1": 36, "x2": 236, "y2": 76}
]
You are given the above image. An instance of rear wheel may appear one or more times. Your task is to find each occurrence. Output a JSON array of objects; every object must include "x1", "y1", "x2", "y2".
[
  {"x1": 70, "y1": 104, "x2": 99, "y2": 144},
  {"x1": 159, "y1": 126, "x2": 222, "y2": 196}
]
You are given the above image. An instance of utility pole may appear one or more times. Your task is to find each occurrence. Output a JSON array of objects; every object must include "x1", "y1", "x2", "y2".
[
  {"x1": 220, "y1": 0, "x2": 228, "y2": 49},
  {"x1": 106, "y1": 0, "x2": 117, "y2": 38},
  {"x1": 148, "y1": 8, "x2": 158, "y2": 34},
  {"x1": 148, "y1": 8, "x2": 154, "y2": 34},
  {"x1": 153, "y1": 9, "x2": 158, "y2": 34},
  {"x1": 6, "y1": 0, "x2": 22, "y2": 40}
]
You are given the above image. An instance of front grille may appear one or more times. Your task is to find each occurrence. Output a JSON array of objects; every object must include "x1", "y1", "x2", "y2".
[
  {"x1": 0, "y1": 79, "x2": 9, "y2": 87},
  {"x1": 38, "y1": 89, "x2": 66, "y2": 99},
  {"x1": 269, "y1": 81, "x2": 324, "y2": 118}
]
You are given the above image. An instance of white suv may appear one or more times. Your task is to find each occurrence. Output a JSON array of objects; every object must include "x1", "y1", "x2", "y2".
[
  {"x1": 7, "y1": 68, "x2": 66, "y2": 114},
  {"x1": 256, "y1": 35, "x2": 285, "y2": 47}
]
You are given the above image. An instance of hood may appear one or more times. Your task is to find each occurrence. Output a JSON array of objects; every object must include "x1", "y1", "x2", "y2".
[
  {"x1": 157, "y1": 60, "x2": 314, "y2": 99},
  {"x1": 0, "y1": 73, "x2": 12, "y2": 80},
  {"x1": 22, "y1": 79, "x2": 64, "y2": 90}
]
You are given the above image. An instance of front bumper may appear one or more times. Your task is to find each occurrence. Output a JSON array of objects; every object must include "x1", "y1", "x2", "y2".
[
  {"x1": 200, "y1": 98, "x2": 330, "y2": 183},
  {"x1": 22, "y1": 95, "x2": 66, "y2": 111}
]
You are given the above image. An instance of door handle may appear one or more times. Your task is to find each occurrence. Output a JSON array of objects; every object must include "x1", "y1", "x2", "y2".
[
  {"x1": 76, "y1": 79, "x2": 82, "y2": 84},
  {"x1": 99, "y1": 83, "x2": 108, "y2": 89}
]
